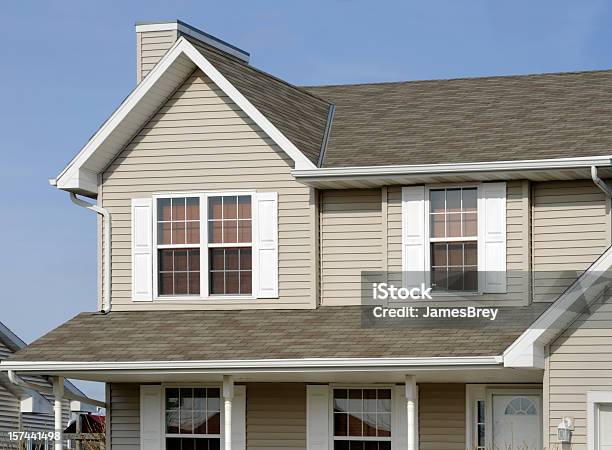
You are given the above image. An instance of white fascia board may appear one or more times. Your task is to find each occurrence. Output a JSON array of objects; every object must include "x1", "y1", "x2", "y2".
[
  {"x1": 293, "y1": 155, "x2": 612, "y2": 180},
  {"x1": 0, "y1": 356, "x2": 503, "y2": 373},
  {"x1": 503, "y1": 245, "x2": 612, "y2": 369},
  {"x1": 55, "y1": 37, "x2": 315, "y2": 196}
]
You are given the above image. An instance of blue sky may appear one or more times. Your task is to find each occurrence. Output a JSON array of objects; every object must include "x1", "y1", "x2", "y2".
[{"x1": 0, "y1": 0, "x2": 610, "y2": 400}]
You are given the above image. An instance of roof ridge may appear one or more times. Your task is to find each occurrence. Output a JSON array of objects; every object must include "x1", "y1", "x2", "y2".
[
  {"x1": 301, "y1": 68, "x2": 612, "y2": 89},
  {"x1": 186, "y1": 36, "x2": 332, "y2": 107}
]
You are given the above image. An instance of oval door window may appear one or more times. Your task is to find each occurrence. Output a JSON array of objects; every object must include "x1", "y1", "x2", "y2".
[{"x1": 504, "y1": 397, "x2": 537, "y2": 416}]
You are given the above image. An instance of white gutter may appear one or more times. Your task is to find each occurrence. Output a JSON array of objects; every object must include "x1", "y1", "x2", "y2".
[
  {"x1": 1, "y1": 356, "x2": 503, "y2": 373},
  {"x1": 591, "y1": 165, "x2": 612, "y2": 197},
  {"x1": 7, "y1": 370, "x2": 106, "y2": 408},
  {"x1": 69, "y1": 193, "x2": 111, "y2": 313},
  {"x1": 293, "y1": 155, "x2": 612, "y2": 179}
]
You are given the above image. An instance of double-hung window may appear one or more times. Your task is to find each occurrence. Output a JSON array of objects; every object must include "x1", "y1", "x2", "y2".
[
  {"x1": 165, "y1": 387, "x2": 221, "y2": 450},
  {"x1": 207, "y1": 195, "x2": 252, "y2": 295},
  {"x1": 401, "y1": 182, "x2": 507, "y2": 295},
  {"x1": 429, "y1": 187, "x2": 478, "y2": 292},
  {"x1": 332, "y1": 388, "x2": 392, "y2": 450}
]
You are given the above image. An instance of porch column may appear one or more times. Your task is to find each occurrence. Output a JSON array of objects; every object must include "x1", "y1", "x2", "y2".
[
  {"x1": 223, "y1": 375, "x2": 234, "y2": 450},
  {"x1": 53, "y1": 376, "x2": 64, "y2": 450},
  {"x1": 405, "y1": 375, "x2": 417, "y2": 450}
]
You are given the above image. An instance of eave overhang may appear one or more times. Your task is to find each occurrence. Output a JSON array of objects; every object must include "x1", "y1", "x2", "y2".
[{"x1": 292, "y1": 155, "x2": 612, "y2": 188}]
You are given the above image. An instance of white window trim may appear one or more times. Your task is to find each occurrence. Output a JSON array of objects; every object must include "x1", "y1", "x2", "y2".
[
  {"x1": 161, "y1": 384, "x2": 224, "y2": 450},
  {"x1": 587, "y1": 390, "x2": 612, "y2": 450},
  {"x1": 327, "y1": 384, "x2": 396, "y2": 450},
  {"x1": 152, "y1": 191, "x2": 257, "y2": 301},
  {"x1": 424, "y1": 183, "x2": 483, "y2": 295}
]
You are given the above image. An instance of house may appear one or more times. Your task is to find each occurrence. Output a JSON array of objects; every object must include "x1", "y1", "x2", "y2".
[
  {"x1": 0, "y1": 322, "x2": 98, "y2": 448},
  {"x1": 1, "y1": 18, "x2": 612, "y2": 450}
]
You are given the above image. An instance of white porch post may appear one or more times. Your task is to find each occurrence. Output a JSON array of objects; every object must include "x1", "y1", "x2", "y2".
[
  {"x1": 53, "y1": 376, "x2": 64, "y2": 450},
  {"x1": 223, "y1": 375, "x2": 234, "y2": 450},
  {"x1": 405, "y1": 375, "x2": 417, "y2": 450}
]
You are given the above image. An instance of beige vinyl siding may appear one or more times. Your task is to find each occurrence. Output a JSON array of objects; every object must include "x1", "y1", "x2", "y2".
[
  {"x1": 102, "y1": 69, "x2": 316, "y2": 310},
  {"x1": 246, "y1": 383, "x2": 306, "y2": 450},
  {"x1": 386, "y1": 181, "x2": 530, "y2": 305},
  {"x1": 419, "y1": 384, "x2": 465, "y2": 450},
  {"x1": 136, "y1": 29, "x2": 178, "y2": 83},
  {"x1": 109, "y1": 383, "x2": 140, "y2": 450},
  {"x1": 320, "y1": 189, "x2": 383, "y2": 305},
  {"x1": 532, "y1": 180, "x2": 611, "y2": 302},
  {"x1": 545, "y1": 289, "x2": 612, "y2": 449}
]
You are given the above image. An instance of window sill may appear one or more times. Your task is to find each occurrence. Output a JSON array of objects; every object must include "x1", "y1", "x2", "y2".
[
  {"x1": 430, "y1": 291, "x2": 483, "y2": 298},
  {"x1": 154, "y1": 295, "x2": 259, "y2": 301}
]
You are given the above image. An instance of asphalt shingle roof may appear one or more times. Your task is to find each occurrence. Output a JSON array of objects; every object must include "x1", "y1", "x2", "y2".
[
  {"x1": 304, "y1": 70, "x2": 612, "y2": 167},
  {"x1": 7, "y1": 306, "x2": 548, "y2": 363}
]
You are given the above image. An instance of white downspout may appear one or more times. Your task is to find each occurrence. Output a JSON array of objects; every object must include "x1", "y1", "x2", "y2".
[
  {"x1": 591, "y1": 166, "x2": 612, "y2": 198},
  {"x1": 69, "y1": 193, "x2": 112, "y2": 313}
]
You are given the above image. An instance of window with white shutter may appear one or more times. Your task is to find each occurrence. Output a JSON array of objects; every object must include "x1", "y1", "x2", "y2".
[
  {"x1": 132, "y1": 192, "x2": 278, "y2": 300},
  {"x1": 401, "y1": 182, "x2": 507, "y2": 294}
]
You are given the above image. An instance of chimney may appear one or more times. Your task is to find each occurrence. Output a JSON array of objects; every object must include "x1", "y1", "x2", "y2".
[{"x1": 135, "y1": 20, "x2": 250, "y2": 83}]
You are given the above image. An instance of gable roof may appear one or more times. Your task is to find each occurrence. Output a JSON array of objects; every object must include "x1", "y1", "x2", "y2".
[
  {"x1": 304, "y1": 70, "x2": 612, "y2": 168},
  {"x1": 53, "y1": 36, "x2": 327, "y2": 197},
  {"x1": 503, "y1": 245, "x2": 612, "y2": 368}
]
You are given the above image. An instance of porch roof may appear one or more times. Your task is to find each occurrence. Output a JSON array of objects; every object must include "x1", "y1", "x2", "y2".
[{"x1": 5, "y1": 306, "x2": 547, "y2": 364}]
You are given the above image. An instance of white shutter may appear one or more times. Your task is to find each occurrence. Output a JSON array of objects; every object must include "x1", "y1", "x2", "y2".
[
  {"x1": 140, "y1": 385, "x2": 162, "y2": 450},
  {"x1": 392, "y1": 385, "x2": 408, "y2": 450},
  {"x1": 132, "y1": 198, "x2": 153, "y2": 301},
  {"x1": 478, "y1": 182, "x2": 507, "y2": 293},
  {"x1": 402, "y1": 186, "x2": 426, "y2": 288},
  {"x1": 306, "y1": 385, "x2": 329, "y2": 450},
  {"x1": 231, "y1": 385, "x2": 246, "y2": 450},
  {"x1": 254, "y1": 192, "x2": 278, "y2": 298}
]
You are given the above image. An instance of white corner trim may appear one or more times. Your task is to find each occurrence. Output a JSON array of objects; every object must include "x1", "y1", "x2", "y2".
[
  {"x1": 292, "y1": 155, "x2": 612, "y2": 179},
  {"x1": 55, "y1": 37, "x2": 316, "y2": 195},
  {"x1": 587, "y1": 390, "x2": 612, "y2": 450},
  {"x1": 503, "y1": 245, "x2": 612, "y2": 369},
  {"x1": 0, "y1": 355, "x2": 503, "y2": 373}
]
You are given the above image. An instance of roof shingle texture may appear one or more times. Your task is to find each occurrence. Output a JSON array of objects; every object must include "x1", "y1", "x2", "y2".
[
  {"x1": 8, "y1": 306, "x2": 547, "y2": 363},
  {"x1": 189, "y1": 37, "x2": 332, "y2": 166},
  {"x1": 304, "y1": 70, "x2": 612, "y2": 167}
]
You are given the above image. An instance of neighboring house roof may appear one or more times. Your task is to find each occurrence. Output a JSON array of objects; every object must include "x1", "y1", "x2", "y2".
[
  {"x1": 0, "y1": 321, "x2": 88, "y2": 399},
  {"x1": 186, "y1": 37, "x2": 332, "y2": 165},
  {"x1": 6, "y1": 306, "x2": 548, "y2": 363},
  {"x1": 304, "y1": 70, "x2": 612, "y2": 168}
]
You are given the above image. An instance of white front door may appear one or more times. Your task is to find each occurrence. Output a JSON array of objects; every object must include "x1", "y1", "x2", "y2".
[
  {"x1": 491, "y1": 394, "x2": 541, "y2": 450},
  {"x1": 599, "y1": 404, "x2": 612, "y2": 450}
]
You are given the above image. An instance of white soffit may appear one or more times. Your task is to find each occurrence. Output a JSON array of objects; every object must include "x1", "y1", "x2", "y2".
[{"x1": 54, "y1": 37, "x2": 316, "y2": 197}]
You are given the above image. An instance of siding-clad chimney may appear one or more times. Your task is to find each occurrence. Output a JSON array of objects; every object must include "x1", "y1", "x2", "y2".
[{"x1": 135, "y1": 20, "x2": 250, "y2": 84}]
